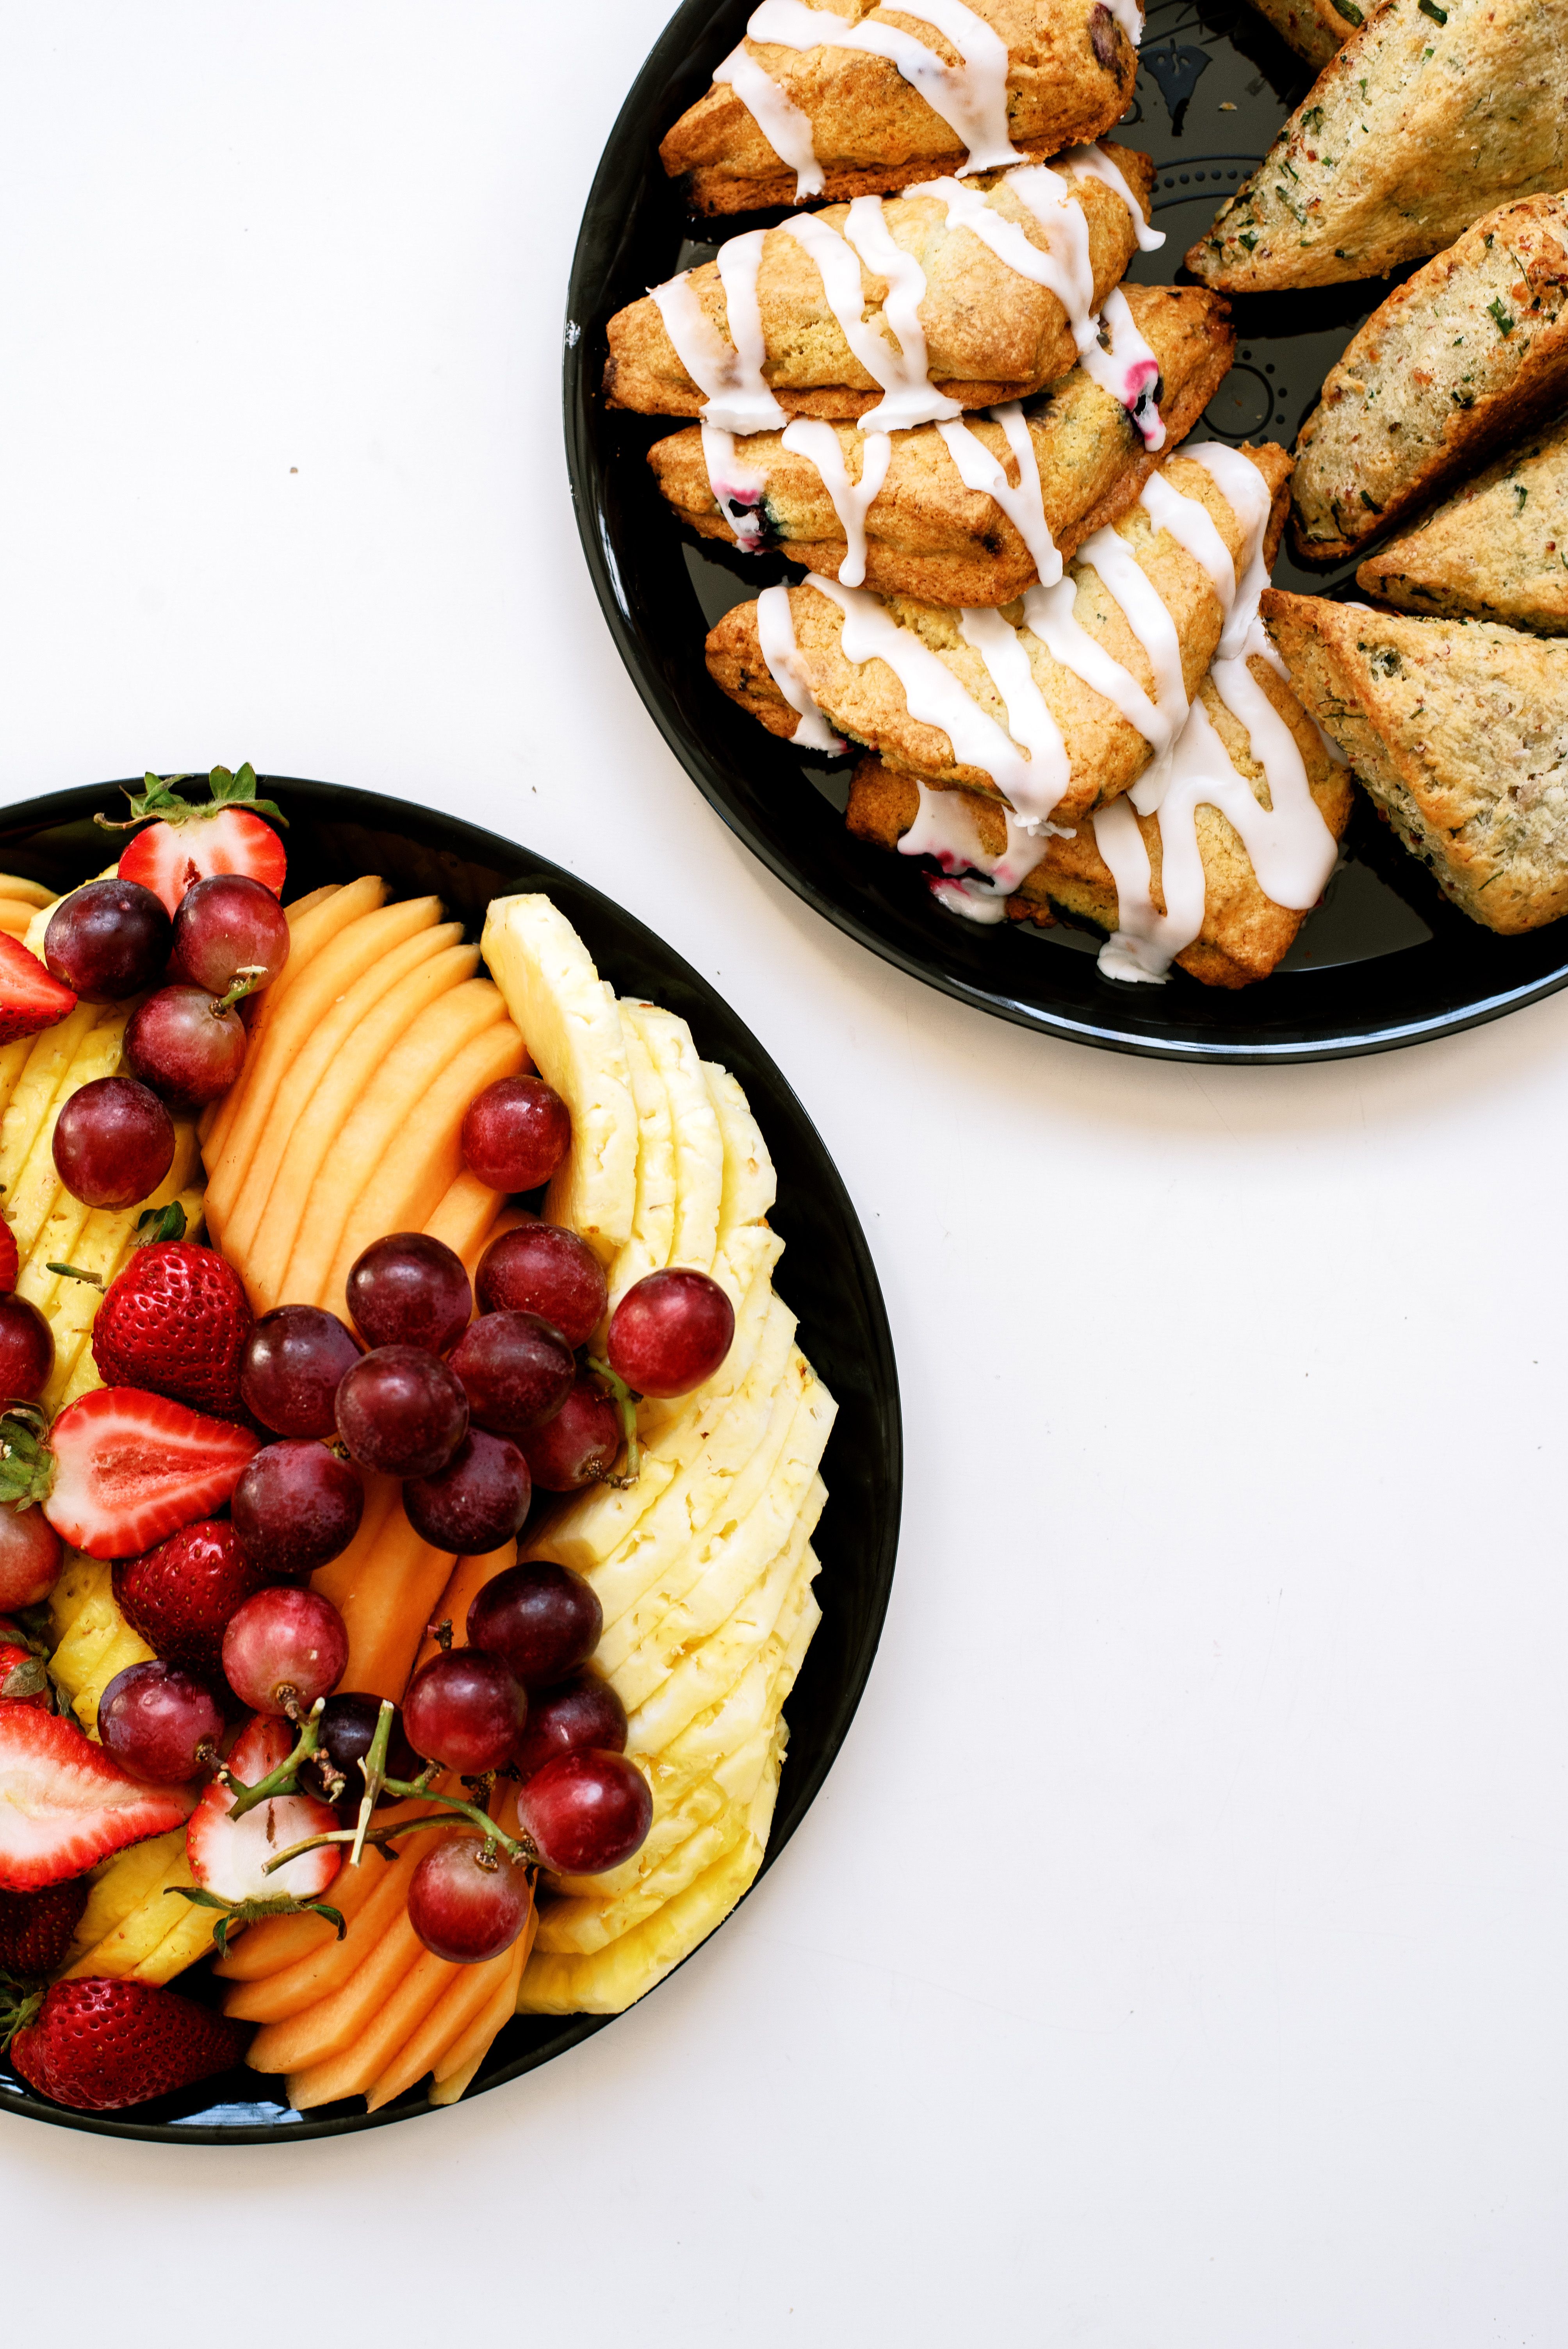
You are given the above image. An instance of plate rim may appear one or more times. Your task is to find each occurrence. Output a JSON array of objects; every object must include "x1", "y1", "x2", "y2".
[
  {"x1": 561, "y1": 0, "x2": 1568, "y2": 1066},
  {"x1": 0, "y1": 772, "x2": 902, "y2": 2145}
]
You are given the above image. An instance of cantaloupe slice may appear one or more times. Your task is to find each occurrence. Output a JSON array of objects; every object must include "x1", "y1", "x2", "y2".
[{"x1": 285, "y1": 1947, "x2": 459, "y2": 2109}]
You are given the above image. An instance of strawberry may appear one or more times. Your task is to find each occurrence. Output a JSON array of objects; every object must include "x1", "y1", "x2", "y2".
[
  {"x1": 0, "y1": 1219, "x2": 18, "y2": 1296},
  {"x1": 114, "y1": 1520, "x2": 265, "y2": 1680},
  {"x1": 0, "y1": 932, "x2": 77, "y2": 1048},
  {"x1": 4, "y1": 1976, "x2": 247, "y2": 2110},
  {"x1": 0, "y1": 1637, "x2": 49, "y2": 1706},
  {"x1": 187, "y1": 1715, "x2": 342, "y2": 1903},
  {"x1": 0, "y1": 1878, "x2": 89, "y2": 1976},
  {"x1": 0, "y1": 1705, "x2": 193, "y2": 1890},
  {"x1": 0, "y1": 1387, "x2": 261, "y2": 1561},
  {"x1": 103, "y1": 764, "x2": 287, "y2": 916},
  {"x1": 93, "y1": 1241, "x2": 253, "y2": 1418}
]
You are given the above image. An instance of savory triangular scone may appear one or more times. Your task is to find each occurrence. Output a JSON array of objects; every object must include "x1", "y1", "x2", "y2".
[
  {"x1": 844, "y1": 645, "x2": 1352, "y2": 985},
  {"x1": 647, "y1": 283, "x2": 1234, "y2": 604},
  {"x1": 706, "y1": 443, "x2": 1292, "y2": 825},
  {"x1": 1290, "y1": 195, "x2": 1568, "y2": 563},
  {"x1": 1355, "y1": 409, "x2": 1568, "y2": 630},
  {"x1": 1262, "y1": 591, "x2": 1568, "y2": 933},
  {"x1": 1244, "y1": 0, "x2": 1355, "y2": 71},
  {"x1": 659, "y1": 0, "x2": 1139, "y2": 215},
  {"x1": 1186, "y1": 0, "x2": 1568, "y2": 293},
  {"x1": 605, "y1": 151, "x2": 1153, "y2": 422}
]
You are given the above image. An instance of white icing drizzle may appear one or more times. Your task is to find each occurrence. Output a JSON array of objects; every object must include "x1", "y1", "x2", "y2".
[
  {"x1": 1180, "y1": 442, "x2": 1273, "y2": 658},
  {"x1": 957, "y1": 605, "x2": 1070, "y2": 824},
  {"x1": 901, "y1": 782, "x2": 1053, "y2": 924},
  {"x1": 1059, "y1": 140, "x2": 1162, "y2": 249},
  {"x1": 783, "y1": 207, "x2": 962, "y2": 431},
  {"x1": 1021, "y1": 575, "x2": 1164, "y2": 745},
  {"x1": 742, "y1": 0, "x2": 1022, "y2": 174},
  {"x1": 651, "y1": 239, "x2": 787, "y2": 434},
  {"x1": 809, "y1": 572, "x2": 1032, "y2": 797},
  {"x1": 993, "y1": 166, "x2": 1098, "y2": 355},
  {"x1": 780, "y1": 420, "x2": 893, "y2": 585},
  {"x1": 937, "y1": 407, "x2": 1062, "y2": 585},
  {"x1": 757, "y1": 583, "x2": 848, "y2": 753},
  {"x1": 1139, "y1": 469, "x2": 1235, "y2": 609},
  {"x1": 1074, "y1": 522, "x2": 1188, "y2": 753},
  {"x1": 701, "y1": 423, "x2": 770, "y2": 553},
  {"x1": 713, "y1": 43, "x2": 825, "y2": 198},
  {"x1": 1098, "y1": 0, "x2": 1145, "y2": 46},
  {"x1": 1078, "y1": 285, "x2": 1164, "y2": 450}
]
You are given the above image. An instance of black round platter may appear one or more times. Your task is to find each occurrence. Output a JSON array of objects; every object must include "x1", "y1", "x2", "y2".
[{"x1": 0, "y1": 777, "x2": 901, "y2": 2142}]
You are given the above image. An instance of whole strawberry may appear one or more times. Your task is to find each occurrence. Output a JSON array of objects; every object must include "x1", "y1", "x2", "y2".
[
  {"x1": 0, "y1": 1879, "x2": 88, "y2": 1976},
  {"x1": 93, "y1": 1241, "x2": 253, "y2": 1418},
  {"x1": 114, "y1": 1519, "x2": 266, "y2": 1680},
  {"x1": 5, "y1": 1976, "x2": 247, "y2": 2110}
]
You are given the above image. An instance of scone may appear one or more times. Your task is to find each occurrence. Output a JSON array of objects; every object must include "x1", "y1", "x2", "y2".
[
  {"x1": 1356, "y1": 409, "x2": 1568, "y2": 631},
  {"x1": 1242, "y1": 0, "x2": 1355, "y2": 71},
  {"x1": 705, "y1": 444, "x2": 1292, "y2": 827},
  {"x1": 1262, "y1": 590, "x2": 1568, "y2": 933},
  {"x1": 1187, "y1": 0, "x2": 1568, "y2": 294},
  {"x1": 1291, "y1": 194, "x2": 1568, "y2": 563},
  {"x1": 604, "y1": 153, "x2": 1153, "y2": 424},
  {"x1": 647, "y1": 283, "x2": 1235, "y2": 604},
  {"x1": 660, "y1": 0, "x2": 1139, "y2": 214}
]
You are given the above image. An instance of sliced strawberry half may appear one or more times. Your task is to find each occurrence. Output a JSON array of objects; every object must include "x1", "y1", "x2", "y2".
[
  {"x1": 0, "y1": 1705, "x2": 194, "y2": 1890},
  {"x1": 104, "y1": 764, "x2": 287, "y2": 916},
  {"x1": 0, "y1": 933, "x2": 77, "y2": 1049},
  {"x1": 0, "y1": 1219, "x2": 18, "y2": 1295},
  {"x1": 39, "y1": 1388, "x2": 260, "y2": 1560},
  {"x1": 187, "y1": 1716, "x2": 342, "y2": 1902}
]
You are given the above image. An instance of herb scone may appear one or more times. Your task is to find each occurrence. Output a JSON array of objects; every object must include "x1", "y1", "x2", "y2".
[
  {"x1": 1290, "y1": 194, "x2": 1568, "y2": 562},
  {"x1": 1262, "y1": 592, "x2": 1568, "y2": 933},
  {"x1": 1243, "y1": 0, "x2": 1355, "y2": 73},
  {"x1": 646, "y1": 284, "x2": 1235, "y2": 605},
  {"x1": 1186, "y1": 0, "x2": 1568, "y2": 294},
  {"x1": 1356, "y1": 408, "x2": 1568, "y2": 629},
  {"x1": 659, "y1": 0, "x2": 1139, "y2": 215}
]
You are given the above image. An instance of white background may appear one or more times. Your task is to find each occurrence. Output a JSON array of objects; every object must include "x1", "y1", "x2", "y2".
[{"x1": 3, "y1": 5, "x2": 1566, "y2": 2343}]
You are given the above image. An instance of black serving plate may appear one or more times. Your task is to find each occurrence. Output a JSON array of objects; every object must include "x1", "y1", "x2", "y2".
[
  {"x1": 0, "y1": 777, "x2": 900, "y2": 2143},
  {"x1": 564, "y1": 0, "x2": 1568, "y2": 1061}
]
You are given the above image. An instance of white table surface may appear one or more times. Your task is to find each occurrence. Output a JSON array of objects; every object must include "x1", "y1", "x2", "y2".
[{"x1": 4, "y1": 7, "x2": 1566, "y2": 2343}]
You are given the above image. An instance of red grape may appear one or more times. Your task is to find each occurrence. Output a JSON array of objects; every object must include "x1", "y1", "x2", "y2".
[
  {"x1": 171, "y1": 873, "x2": 290, "y2": 997},
  {"x1": 335, "y1": 1346, "x2": 468, "y2": 1478},
  {"x1": 518, "y1": 1750, "x2": 652, "y2": 1875},
  {"x1": 607, "y1": 1269, "x2": 734, "y2": 1398},
  {"x1": 461, "y1": 1076, "x2": 572, "y2": 1193},
  {"x1": 300, "y1": 1692, "x2": 419, "y2": 1815},
  {"x1": 407, "y1": 1833, "x2": 531, "y2": 1963},
  {"x1": 52, "y1": 1077, "x2": 175, "y2": 1209},
  {"x1": 0, "y1": 1504, "x2": 62, "y2": 1609},
  {"x1": 475, "y1": 1221, "x2": 606, "y2": 1349},
  {"x1": 125, "y1": 986, "x2": 247, "y2": 1111},
  {"x1": 0, "y1": 1296, "x2": 53, "y2": 1403},
  {"x1": 221, "y1": 1586, "x2": 349, "y2": 1716},
  {"x1": 240, "y1": 1305, "x2": 362, "y2": 1439},
  {"x1": 466, "y1": 1559, "x2": 601, "y2": 1690},
  {"x1": 44, "y1": 879, "x2": 171, "y2": 1003},
  {"x1": 521, "y1": 1374, "x2": 621, "y2": 1492},
  {"x1": 231, "y1": 1441, "x2": 364, "y2": 1579},
  {"x1": 401, "y1": 1649, "x2": 525, "y2": 1775},
  {"x1": 403, "y1": 1430, "x2": 531, "y2": 1555},
  {"x1": 345, "y1": 1232, "x2": 471, "y2": 1355},
  {"x1": 98, "y1": 1660, "x2": 223, "y2": 1784},
  {"x1": 512, "y1": 1671, "x2": 627, "y2": 1784},
  {"x1": 449, "y1": 1311, "x2": 573, "y2": 1438}
]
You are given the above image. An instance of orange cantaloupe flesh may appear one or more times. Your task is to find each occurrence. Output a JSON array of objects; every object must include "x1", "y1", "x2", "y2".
[
  {"x1": 428, "y1": 1923, "x2": 533, "y2": 2104},
  {"x1": 203, "y1": 882, "x2": 373, "y2": 1197},
  {"x1": 362, "y1": 1927, "x2": 526, "y2": 2112},
  {"x1": 285, "y1": 1946, "x2": 460, "y2": 2110},
  {"x1": 312, "y1": 1494, "x2": 455, "y2": 1704},
  {"x1": 275, "y1": 977, "x2": 505, "y2": 1312},
  {"x1": 245, "y1": 1904, "x2": 431, "y2": 2076},
  {"x1": 423, "y1": 1169, "x2": 508, "y2": 1275},
  {"x1": 416, "y1": 1543, "x2": 519, "y2": 1677},
  {"x1": 221, "y1": 1837, "x2": 426, "y2": 2023},
  {"x1": 210, "y1": 1859, "x2": 380, "y2": 1982}
]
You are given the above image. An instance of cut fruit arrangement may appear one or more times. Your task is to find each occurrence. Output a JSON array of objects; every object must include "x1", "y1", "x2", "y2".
[{"x1": 0, "y1": 770, "x2": 832, "y2": 2116}]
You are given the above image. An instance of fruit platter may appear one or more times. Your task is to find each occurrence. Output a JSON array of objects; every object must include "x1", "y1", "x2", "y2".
[{"x1": 0, "y1": 773, "x2": 897, "y2": 2142}]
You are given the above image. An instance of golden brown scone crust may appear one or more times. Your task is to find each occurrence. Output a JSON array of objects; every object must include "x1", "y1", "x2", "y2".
[
  {"x1": 660, "y1": 0, "x2": 1137, "y2": 215},
  {"x1": 604, "y1": 160, "x2": 1149, "y2": 420},
  {"x1": 706, "y1": 444, "x2": 1293, "y2": 822},
  {"x1": 1356, "y1": 407, "x2": 1568, "y2": 630},
  {"x1": 846, "y1": 658, "x2": 1352, "y2": 986},
  {"x1": 1242, "y1": 0, "x2": 1354, "y2": 72},
  {"x1": 1290, "y1": 195, "x2": 1568, "y2": 562},
  {"x1": 648, "y1": 284, "x2": 1235, "y2": 603},
  {"x1": 1186, "y1": 0, "x2": 1568, "y2": 294},
  {"x1": 1262, "y1": 590, "x2": 1568, "y2": 934}
]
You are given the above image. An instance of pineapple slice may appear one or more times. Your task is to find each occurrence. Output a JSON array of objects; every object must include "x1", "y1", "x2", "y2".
[
  {"x1": 619, "y1": 1002, "x2": 723, "y2": 1277},
  {"x1": 606, "y1": 1013, "x2": 677, "y2": 1305}
]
